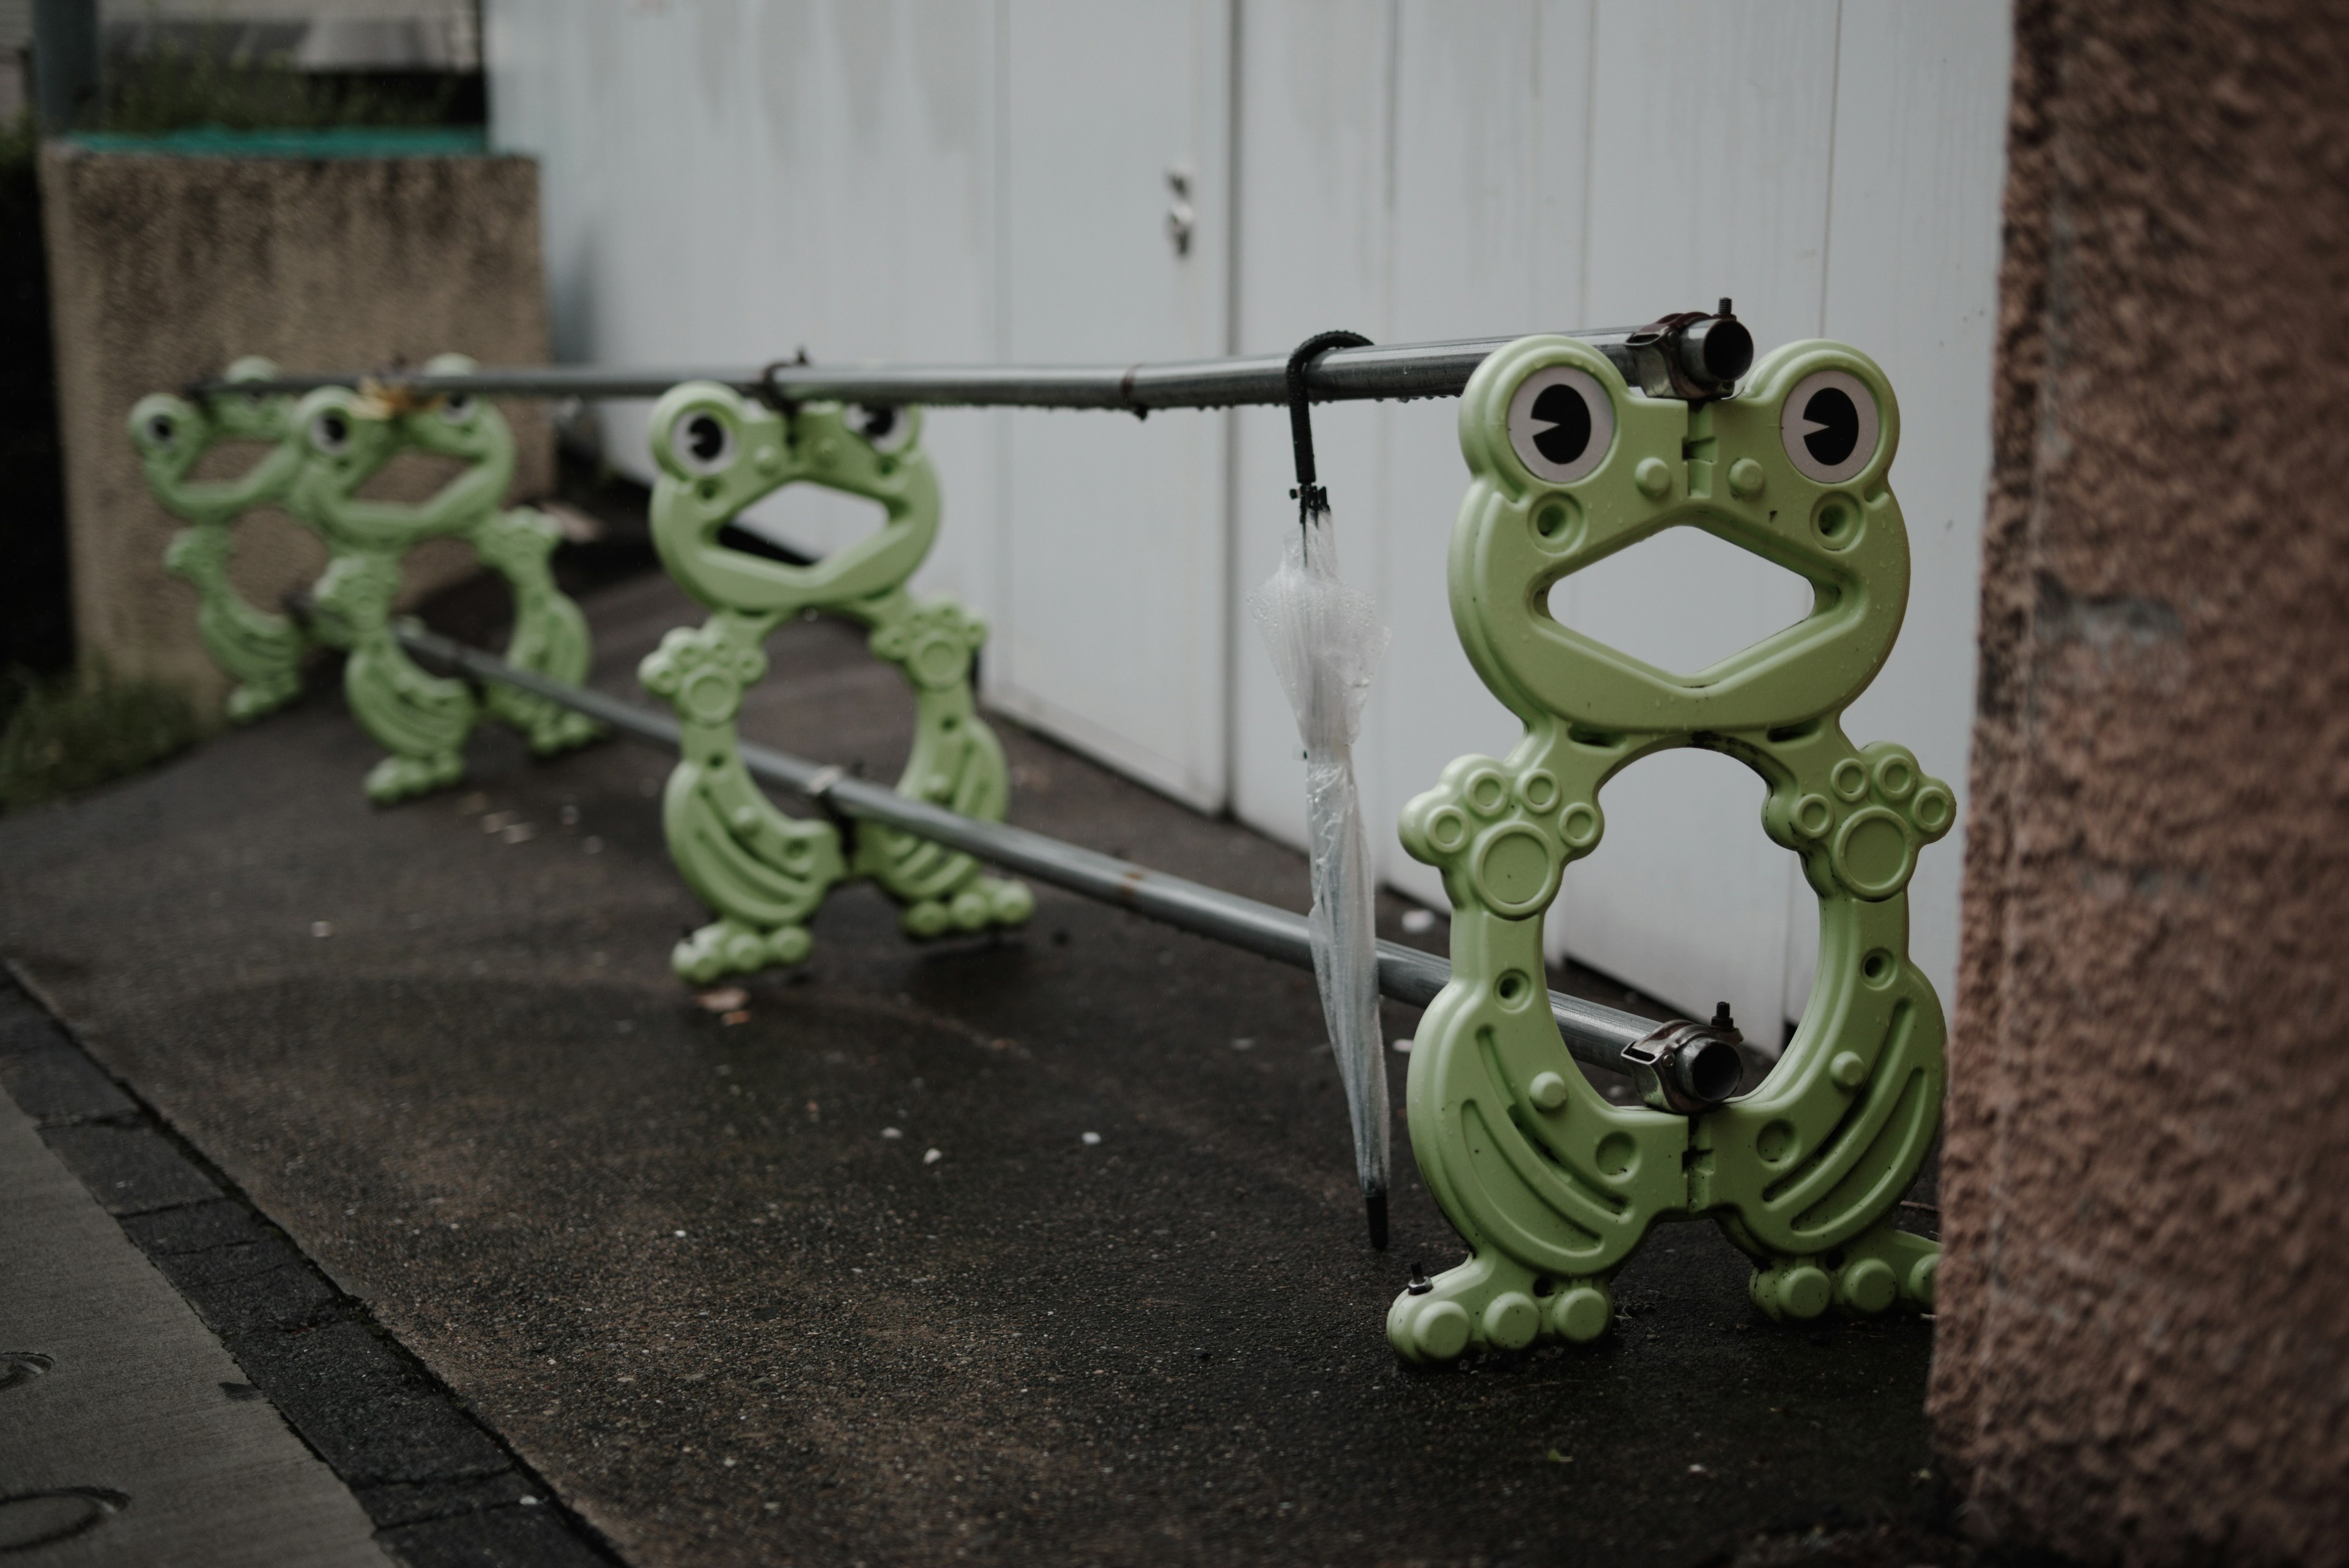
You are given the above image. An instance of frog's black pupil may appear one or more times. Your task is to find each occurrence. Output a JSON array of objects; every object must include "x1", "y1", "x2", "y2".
[
  {"x1": 861, "y1": 408, "x2": 896, "y2": 440},
  {"x1": 1531, "y1": 382, "x2": 1592, "y2": 465},
  {"x1": 149, "y1": 417, "x2": 171, "y2": 442},
  {"x1": 322, "y1": 414, "x2": 347, "y2": 444},
  {"x1": 686, "y1": 415, "x2": 725, "y2": 462},
  {"x1": 448, "y1": 397, "x2": 472, "y2": 418},
  {"x1": 1802, "y1": 387, "x2": 1860, "y2": 466}
]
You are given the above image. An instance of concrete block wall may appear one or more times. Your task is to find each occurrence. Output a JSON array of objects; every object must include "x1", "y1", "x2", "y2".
[{"x1": 39, "y1": 147, "x2": 553, "y2": 714}]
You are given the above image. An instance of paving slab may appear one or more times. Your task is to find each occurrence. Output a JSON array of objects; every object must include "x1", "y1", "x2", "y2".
[
  {"x1": 0, "y1": 1040, "x2": 388, "y2": 1567},
  {"x1": 0, "y1": 568, "x2": 1949, "y2": 1567}
]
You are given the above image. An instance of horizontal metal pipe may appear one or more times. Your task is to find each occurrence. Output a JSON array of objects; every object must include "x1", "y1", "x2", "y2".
[
  {"x1": 191, "y1": 328, "x2": 1655, "y2": 409},
  {"x1": 391, "y1": 624, "x2": 1661, "y2": 1076}
]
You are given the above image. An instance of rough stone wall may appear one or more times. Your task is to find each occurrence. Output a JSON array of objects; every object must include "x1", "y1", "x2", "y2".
[
  {"x1": 1931, "y1": 2, "x2": 2349, "y2": 1562},
  {"x1": 38, "y1": 148, "x2": 552, "y2": 713}
]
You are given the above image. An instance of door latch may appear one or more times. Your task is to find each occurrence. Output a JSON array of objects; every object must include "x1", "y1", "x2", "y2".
[{"x1": 1165, "y1": 165, "x2": 1196, "y2": 258}]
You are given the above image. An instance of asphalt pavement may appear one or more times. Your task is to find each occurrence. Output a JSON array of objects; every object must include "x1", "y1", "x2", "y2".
[{"x1": 0, "y1": 565, "x2": 1962, "y2": 1568}]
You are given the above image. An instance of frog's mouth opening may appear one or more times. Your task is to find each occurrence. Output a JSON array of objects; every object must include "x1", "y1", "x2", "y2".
[
  {"x1": 352, "y1": 447, "x2": 474, "y2": 505},
  {"x1": 1544, "y1": 738, "x2": 1788, "y2": 1090},
  {"x1": 718, "y1": 486, "x2": 891, "y2": 571},
  {"x1": 1543, "y1": 521, "x2": 1814, "y2": 681}
]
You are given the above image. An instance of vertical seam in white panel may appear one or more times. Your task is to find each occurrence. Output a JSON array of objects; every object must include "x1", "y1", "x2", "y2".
[
  {"x1": 1817, "y1": 0, "x2": 1846, "y2": 336},
  {"x1": 1575, "y1": 0, "x2": 1599, "y2": 326},
  {"x1": 1382, "y1": 0, "x2": 1401, "y2": 220},
  {"x1": 989, "y1": 0, "x2": 1013, "y2": 705},
  {"x1": 1220, "y1": 0, "x2": 1246, "y2": 811},
  {"x1": 1369, "y1": 0, "x2": 1400, "y2": 888},
  {"x1": 1785, "y1": 0, "x2": 1847, "y2": 1033}
]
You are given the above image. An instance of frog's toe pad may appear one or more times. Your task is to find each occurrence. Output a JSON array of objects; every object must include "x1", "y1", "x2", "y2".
[
  {"x1": 983, "y1": 877, "x2": 1036, "y2": 926},
  {"x1": 1386, "y1": 1261, "x2": 1614, "y2": 1363},
  {"x1": 365, "y1": 751, "x2": 464, "y2": 806},
  {"x1": 672, "y1": 919, "x2": 811, "y2": 983},
  {"x1": 529, "y1": 712, "x2": 606, "y2": 756},
  {"x1": 1748, "y1": 1238, "x2": 1935, "y2": 1322},
  {"x1": 227, "y1": 678, "x2": 299, "y2": 724},
  {"x1": 904, "y1": 877, "x2": 1034, "y2": 941}
]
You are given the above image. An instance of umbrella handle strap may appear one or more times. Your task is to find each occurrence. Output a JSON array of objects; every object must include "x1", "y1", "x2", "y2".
[{"x1": 1285, "y1": 330, "x2": 1373, "y2": 530}]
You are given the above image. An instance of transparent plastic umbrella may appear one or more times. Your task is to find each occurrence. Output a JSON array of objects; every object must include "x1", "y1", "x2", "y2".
[{"x1": 1250, "y1": 503, "x2": 1392, "y2": 1247}]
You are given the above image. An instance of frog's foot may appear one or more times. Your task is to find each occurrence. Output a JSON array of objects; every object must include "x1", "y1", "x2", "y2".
[
  {"x1": 226, "y1": 675, "x2": 301, "y2": 724},
  {"x1": 672, "y1": 918, "x2": 813, "y2": 984},
  {"x1": 871, "y1": 599, "x2": 987, "y2": 690},
  {"x1": 524, "y1": 708, "x2": 606, "y2": 757},
  {"x1": 1748, "y1": 1227, "x2": 1937, "y2": 1323},
  {"x1": 900, "y1": 876, "x2": 1035, "y2": 940},
  {"x1": 482, "y1": 683, "x2": 606, "y2": 757},
  {"x1": 1776, "y1": 741, "x2": 1955, "y2": 901},
  {"x1": 1386, "y1": 1253, "x2": 1616, "y2": 1364},
  {"x1": 365, "y1": 751, "x2": 465, "y2": 806}
]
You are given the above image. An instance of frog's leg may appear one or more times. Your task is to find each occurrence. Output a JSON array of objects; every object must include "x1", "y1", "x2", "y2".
[
  {"x1": 162, "y1": 523, "x2": 305, "y2": 721},
  {"x1": 467, "y1": 507, "x2": 604, "y2": 755},
  {"x1": 1695, "y1": 737, "x2": 1952, "y2": 1321},
  {"x1": 640, "y1": 614, "x2": 847, "y2": 981},
  {"x1": 1386, "y1": 740, "x2": 1689, "y2": 1363},
  {"x1": 854, "y1": 593, "x2": 1034, "y2": 938},
  {"x1": 314, "y1": 550, "x2": 473, "y2": 804}
]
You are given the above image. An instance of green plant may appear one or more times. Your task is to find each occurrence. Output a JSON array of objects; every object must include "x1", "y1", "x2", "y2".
[
  {"x1": 0, "y1": 665, "x2": 203, "y2": 814},
  {"x1": 1, "y1": 106, "x2": 34, "y2": 168},
  {"x1": 94, "y1": 37, "x2": 464, "y2": 135}
]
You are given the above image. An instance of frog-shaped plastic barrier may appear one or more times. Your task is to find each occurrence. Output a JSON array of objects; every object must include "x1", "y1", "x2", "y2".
[
  {"x1": 1386, "y1": 336, "x2": 1950, "y2": 1364},
  {"x1": 130, "y1": 359, "x2": 314, "y2": 721},
  {"x1": 287, "y1": 355, "x2": 602, "y2": 803},
  {"x1": 637, "y1": 382, "x2": 1033, "y2": 983}
]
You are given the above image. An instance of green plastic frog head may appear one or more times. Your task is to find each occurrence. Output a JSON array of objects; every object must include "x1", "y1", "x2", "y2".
[
  {"x1": 1449, "y1": 334, "x2": 1909, "y2": 743},
  {"x1": 645, "y1": 381, "x2": 939, "y2": 616},
  {"x1": 289, "y1": 354, "x2": 518, "y2": 543},
  {"x1": 128, "y1": 357, "x2": 302, "y2": 521}
]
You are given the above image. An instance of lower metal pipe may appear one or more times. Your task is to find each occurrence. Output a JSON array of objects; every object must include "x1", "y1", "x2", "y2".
[{"x1": 392, "y1": 623, "x2": 1710, "y2": 1093}]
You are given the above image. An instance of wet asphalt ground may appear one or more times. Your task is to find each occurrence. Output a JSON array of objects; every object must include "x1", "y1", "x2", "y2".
[{"x1": 0, "y1": 562, "x2": 1959, "y2": 1567}]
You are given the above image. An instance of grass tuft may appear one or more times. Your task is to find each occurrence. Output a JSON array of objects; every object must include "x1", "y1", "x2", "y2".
[{"x1": 0, "y1": 666, "x2": 202, "y2": 814}]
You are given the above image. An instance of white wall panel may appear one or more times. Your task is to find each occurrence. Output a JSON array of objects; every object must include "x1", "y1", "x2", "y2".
[
  {"x1": 1551, "y1": 0, "x2": 1842, "y2": 1034},
  {"x1": 1373, "y1": 0, "x2": 1598, "y2": 921},
  {"x1": 992, "y1": 0, "x2": 1234, "y2": 809},
  {"x1": 486, "y1": 0, "x2": 1002, "y2": 615},
  {"x1": 1780, "y1": 0, "x2": 2012, "y2": 1021},
  {"x1": 1232, "y1": 1, "x2": 1600, "y2": 919},
  {"x1": 490, "y1": 0, "x2": 2009, "y2": 1037},
  {"x1": 1229, "y1": 0, "x2": 1400, "y2": 855}
]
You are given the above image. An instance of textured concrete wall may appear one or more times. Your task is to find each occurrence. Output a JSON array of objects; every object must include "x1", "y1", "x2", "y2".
[
  {"x1": 1931, "y1": 2, "x2": 2349, "y2": 1562},
  {"x1": 39, "y1": 148, "x2": 551, "y2": 710}
]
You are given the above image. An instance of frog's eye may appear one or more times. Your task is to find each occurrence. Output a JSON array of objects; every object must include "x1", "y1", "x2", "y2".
[
  {"x1": 310, "y1": 409, "x2": 354, "y2": 456},
  {"x1": 669, "y1": 409, "x2": 736, "y2": 475},
  {"x1": 142, "y1": 411, "x2": 179, "y2": 449},
  {"x1": 1506, "y1": 366, "x2": 1613, "y2": 485},
  {"x1": 849, "y1": 404, "x2": 913, "y2": 454},
  {"x1": 439, "y1": 393, "x2": 478, "y2": 425},
  {"x1": 1781, "y1": 369, "x2": 1881, "y2": 485}
]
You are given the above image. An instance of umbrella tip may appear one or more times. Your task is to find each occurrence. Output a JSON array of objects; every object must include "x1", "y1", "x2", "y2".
[{"x1": 1365, "y1": 1190, "x2": 1388, "y2": 1251}]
